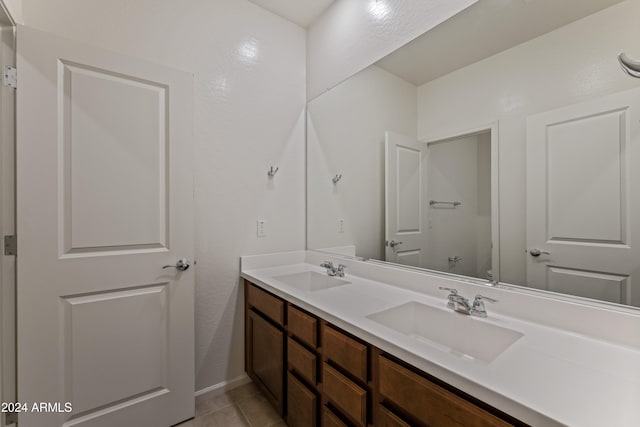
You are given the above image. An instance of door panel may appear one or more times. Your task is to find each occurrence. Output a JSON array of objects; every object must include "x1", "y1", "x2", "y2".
[
  {"x1": 385, "y1": 132, "x2": 428, "y2": 267},
  {"x1": 62, "y1": 61, "x2": 168, "y2": 252},
  {"x1": 63, "y1": 285, "x2": 169, "y2": 415},
  {"x1": 546, "y1": 109, "x2": 625, "y2": 243},
  {"x1": 546, "y1": 267, "x2": 627, "y2": 304},
  {"x1": 527, "y1": 87, "x2": 640, "y2": 306},
  {"x1": 17, "y1": 25, "x2": 194, "y2": 427},
  {"x1": 396, "y1": 146, "x2": 422, "y2": 233}
]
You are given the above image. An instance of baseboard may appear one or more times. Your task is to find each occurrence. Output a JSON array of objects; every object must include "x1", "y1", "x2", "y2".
[{"x1": 194, "y1": 373, "x2": 251, "y2": 399}]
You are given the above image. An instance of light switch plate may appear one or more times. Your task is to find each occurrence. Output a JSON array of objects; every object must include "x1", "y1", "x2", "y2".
[{"x1": 257, "y1": 220, "x2": 266, "y2": 237}]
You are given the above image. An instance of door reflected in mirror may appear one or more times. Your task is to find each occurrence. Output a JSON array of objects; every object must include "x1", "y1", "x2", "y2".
[
  {"x1": 384, "y1": 130, "x2": 495, "y2": 282},
  {"x1": 307, "y1": 0, "x2": 640, "y2": 308}
]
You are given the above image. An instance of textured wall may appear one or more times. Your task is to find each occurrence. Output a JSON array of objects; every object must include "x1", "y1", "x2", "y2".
[
  {"x1": 307, "y1": 65, "x2": 416, "y2": 260},
  {"x1": 21, "y1": 0, "x2": 306, "y2": 392},
  {"x1": 306, "y1": 0, "x2": 477, "y2": 100}
]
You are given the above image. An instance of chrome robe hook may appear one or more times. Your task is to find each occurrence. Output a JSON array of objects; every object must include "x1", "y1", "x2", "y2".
[{"x1": 267, "y1": 166, "x2": 279, "y2": 177}]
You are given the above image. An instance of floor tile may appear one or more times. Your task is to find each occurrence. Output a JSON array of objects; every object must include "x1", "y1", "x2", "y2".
[
  {"x1": 195, "y1": 392, "x2": 234, "y2": 417},
  {"x1": 193, "y1": 404, "x2": 251, "y2": 427},
  {"x1": 227, "y1": 382, "x2": 262, "y2": 403},
  {"x1": 236, "y1": 394, "x2": 282, "y2": 427}
]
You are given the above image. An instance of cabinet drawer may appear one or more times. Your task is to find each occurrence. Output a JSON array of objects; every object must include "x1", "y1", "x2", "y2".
[
  {"x1": 247, "y1": 283, "x2": 284, "y2": 325},
  {"x1": 377, "y1": 405, "x2": 410, "y2": 427},
  {"x1": 322, "y1": 325, "x2": 367, "y2": 382},
  {"x1": 322, "y1": 406, "x2": 348, "y2": 427},
  {"x1": 288, "y1": 305, "x2": 318, "y2": 347},
  {"x1": 288, "y1": 373, "x2": 317, "y2": 427},
  {"x1": 288, "y1": 337, "x2": 317, "y2": 384},
  {"x1": 378, "y1": 356, "x2": 512, "y2": 427},
  {"x1": 322, "y1": 363, "x2": 367, "y2": 426}
]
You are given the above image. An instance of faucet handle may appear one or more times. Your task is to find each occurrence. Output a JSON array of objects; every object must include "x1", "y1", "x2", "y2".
[
  {"x1": 439, "y1": 287, "x2": 458, "y2": 309},
  {"x1": 471, "y1": 294, "x2": 498, "y2": 318},
  {"x1": 474, "y1": 294, "x2": 497, "y2": 304},
  {"x1": 320, "y1": 261, "x2": 334, "y2": 269}
]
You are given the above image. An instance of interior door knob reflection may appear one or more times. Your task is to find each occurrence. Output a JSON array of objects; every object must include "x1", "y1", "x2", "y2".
[
  {"x1": 162, "y1": 258, "x2": 191, "y2": 271},
  {"x1": 529, "y1": 248, "x2": 550, "y2": 257},
  {"x1": 389, "y1": 240, "x2": 403, "y2": 248}
]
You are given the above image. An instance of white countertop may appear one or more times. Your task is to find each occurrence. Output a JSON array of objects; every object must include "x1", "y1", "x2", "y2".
[{"x1": 240, "y1": 252, "x2": 640, "y2": 427}]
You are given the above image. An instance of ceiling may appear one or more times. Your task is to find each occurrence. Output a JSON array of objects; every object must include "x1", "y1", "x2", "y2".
[
  {"x1": 376, "y1": 0, "x2": 626, "y2": 86},
  {"x1": 248, "y1": 0, "x2": 336, "y2": 28}
]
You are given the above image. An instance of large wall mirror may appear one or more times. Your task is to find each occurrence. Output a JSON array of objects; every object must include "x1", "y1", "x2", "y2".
[{"x1": 307, "y1": 0, "x2": 640, "y2": 308}]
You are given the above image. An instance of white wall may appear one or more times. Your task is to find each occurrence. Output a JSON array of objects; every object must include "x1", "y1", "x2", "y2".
[
  {"x1": 417, "y1": 0, "x2": 640, "y2": 285},
  {"x1": 306, "y1": 0, "x2": 478, "y2": 100},
  {"x1": 2, "y1": 0, "x2": 22, "y2": 24},
  {"x1": 20, "y1": 0, "x2": 306, "y2": 392},
  {"x1": 307, "y1": 65, "x2": 416, "y2": 260},
  {"x1": 425, "y1": 134, "x2": 491, "y2": 278},
  {"x1": 476, "y1": 133, "x2": 492, "y2": 278}
]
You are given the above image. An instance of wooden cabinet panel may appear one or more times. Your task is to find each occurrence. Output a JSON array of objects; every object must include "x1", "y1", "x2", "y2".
[
  {"x1": 322, "y1": 363, "x2": 367, "y2": 426},
  {"x1": 378, "y1": 356, "x2": 513, "y2": 427},
  {"x1": 322, "y1": 325, "x2": 368, "y2": 382},
  {"x1": 244, "y1": 280, "x2": 524, "y2": 427},
  {"x1": 288, "y1": 373, "x2": 317, "y2": 427},
  {"x1": 288, "y1": 305, "x2": 318, "y2": 347},
  {"x1": 247, "y1": 283, "x2": 284, "y2": 325},
  {"x1": 322, "y1": 406, "x2": 348, "y2": 427},
  {"x1": 247, "y1": 310, "x2": 284, "y2": 414},
  {"x1": 378, "y1": 405, "x2": 410, "y2": 427},
  {"x1": 288, "y1": 337, "x2": 317, "y2": 384}
]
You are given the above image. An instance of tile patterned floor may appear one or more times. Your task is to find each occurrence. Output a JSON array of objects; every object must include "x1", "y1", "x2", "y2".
[{"x1": 175, "y1": 382, "x2": 285, "y2": 427}]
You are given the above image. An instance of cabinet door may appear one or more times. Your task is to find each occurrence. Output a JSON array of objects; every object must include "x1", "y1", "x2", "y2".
[
  {"x1": 247, "y1": 310, "x2": 284, "y2": 414},
  {"x1": 378, "y1": 405, "x2": 410, "y2": 427},
  {"x1": 288, "y1": 373, "x2": 317, "y2": 427}
]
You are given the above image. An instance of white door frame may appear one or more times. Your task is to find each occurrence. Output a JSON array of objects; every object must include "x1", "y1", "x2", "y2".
[
  {"x1": 0, "y1": 0, "x2": 16, "y2": 423},
  {"x1": 421, "y1": 121, "x2": 500, "y2": 283}
]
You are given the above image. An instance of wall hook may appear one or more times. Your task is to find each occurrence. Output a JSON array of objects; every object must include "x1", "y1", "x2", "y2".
[
  {"x1": 267, "y1": 166, "x2": 279, "y2": 177},
  {"x1": 332, "y1": 174, "x2": 342, "y2": 184},
  {"x1": 618, "y1": 52, "x2": 640, "y2": 78}
]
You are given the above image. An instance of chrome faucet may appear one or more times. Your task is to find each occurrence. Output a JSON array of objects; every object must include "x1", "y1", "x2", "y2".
[
  {"x1": 439, "y1": 287, "x2": 498, "y2": 317},
  {"x1": 471, "y1": 294, "x2": 498, "y2": 318},
  {"x1": 320, "y1": 261, "x2": 346, "y2": 277}
]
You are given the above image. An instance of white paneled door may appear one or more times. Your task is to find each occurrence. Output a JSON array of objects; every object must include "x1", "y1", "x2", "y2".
[
  {"x1": 16, "y1": 26, "x2": 194, "y2": 426},
  {"x1": 385, "y1": 131, "x2": 428, "y2": 267},
  {"x1": 527, "y1": 87, "x2": 640, "y2": 306}
]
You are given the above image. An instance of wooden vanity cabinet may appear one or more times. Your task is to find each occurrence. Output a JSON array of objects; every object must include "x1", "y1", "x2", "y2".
[
  {"x1": 245, "y1": 281, "x2": 286, "y2": 415},
  {"x1": 377, "y1": 355, "x2": 522, "y2": 427},
  {"x1": 286, "y1": 303, "x2": 321, "y2": 427},
  {"x1": 244, "y1": 280, "x2": 527, "y2": 427},
  {"x1": 287, "y1": 372, "x2": 318, "y2": 427}
]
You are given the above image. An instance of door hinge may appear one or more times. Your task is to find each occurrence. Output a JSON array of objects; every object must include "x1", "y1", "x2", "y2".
[
  {"x1": 4, "y1": 411, "x2": 17, "y2": 425},
  {"x1": 4, "y1": 235, "x2": 16, "y2": 255},
  {"x1": 3, "y1": 65, "x2": 16, "y2": 88}
]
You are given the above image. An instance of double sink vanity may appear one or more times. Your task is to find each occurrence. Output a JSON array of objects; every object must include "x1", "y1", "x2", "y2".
[{"x1": 240, "y1": 250, "x2": 640, "y2": 427}]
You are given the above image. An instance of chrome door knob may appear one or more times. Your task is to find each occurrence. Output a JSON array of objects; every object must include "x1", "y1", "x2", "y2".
[
  {"x1": 529, "y1": 248, "x2": 550, "y2": 257},
  {"x1": 163, "y1": 258, "x2": 191, "y2": 271},
  {"x1": 389, "y1": 240, "x2": 403, "y2": 248}
]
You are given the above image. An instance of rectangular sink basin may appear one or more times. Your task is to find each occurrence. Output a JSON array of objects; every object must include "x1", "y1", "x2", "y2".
[
  {"x1": 367, "y1": 302, "x2": 523, "y2": 363},
  {"x1": 273, "y1": 271, "x2": 351, "y2": 292}
]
